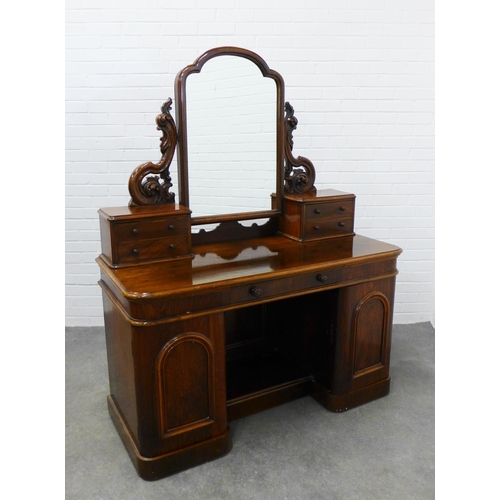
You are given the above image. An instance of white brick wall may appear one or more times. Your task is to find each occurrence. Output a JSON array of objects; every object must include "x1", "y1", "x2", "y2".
[{"x1": 65, "y1": 0, "x2": 435, "y2": 326}]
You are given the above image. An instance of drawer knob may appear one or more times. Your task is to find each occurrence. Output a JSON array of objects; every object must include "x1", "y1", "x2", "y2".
[
  {"x1": 339, "y1": 206, "x2": 346, "y2": 212},
  {"x1": 169, "y1": 244, "x2": 176, "y2": 250},
  {"x1": 168, "y1": 224, "x2": 175, "y2": 230},
  {"x1": 314, "y1": 208, "x2": 321, "y2": 214},
  {"x1": 317, "y1": 274, "x2": 328, "y2": 284},
  {"x1": 313, "y1": 225, "x2": 320, "y2": 231},
  {"x1": 132, "y1": 248, "x2": 139, "y2": 255},
  {"x1": 338, "y1": 221, "x2": 345, "y2": 227},
  {"x1": 249, "y1": 287, "x2": 262, "y2": 297},
  {"x1": 131, "y1": 228, "x2": 138, "y2": 235}
]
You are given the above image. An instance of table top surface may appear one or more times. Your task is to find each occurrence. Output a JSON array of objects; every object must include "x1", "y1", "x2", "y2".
[{"x1": 97, "y1": 234, "x2": 402, "y2": 300}]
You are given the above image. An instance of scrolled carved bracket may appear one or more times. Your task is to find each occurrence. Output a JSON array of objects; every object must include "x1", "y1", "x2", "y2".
[
  {"x1": 284, "y1": 101, "x2": 316, "y2": 195},
  {"x1": 128, "y1": 99, "x2": 177, "y2": 206}
]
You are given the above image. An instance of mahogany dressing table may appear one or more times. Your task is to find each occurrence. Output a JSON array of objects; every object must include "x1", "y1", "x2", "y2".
[{"x1": 97, "y1": 47, "x2": 402, "y2": 480}]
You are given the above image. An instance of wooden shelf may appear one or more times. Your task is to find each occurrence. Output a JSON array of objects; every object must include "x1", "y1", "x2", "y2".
[{"x1": 226, "y1": 350, "x2": 313, "y2": 421}]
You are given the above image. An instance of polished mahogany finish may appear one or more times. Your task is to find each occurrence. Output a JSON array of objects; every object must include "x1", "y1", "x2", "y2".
[
  {"x1": 128, "y1": 99, "x2": 177, "y2": 206},
  {"x1": 279, "y1": 189, "x2": 356, "y2": 242},
  {"x1": 97, "y1": 234, "x2": 401, "y2": 479},
  {"x1": 98, "y1": 204, "x2": 192, "y2": 268},
  {"x1": 97, "y1": 47, "x2": 402, "y2": 480},
  {"x1": 284, "y1": 101, "x2": 316, "y2": 194}
]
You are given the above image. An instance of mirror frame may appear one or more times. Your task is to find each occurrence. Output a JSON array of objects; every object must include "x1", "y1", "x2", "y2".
[{"x1": 174, "y1": 47, "x2": 285, "y2": 226}]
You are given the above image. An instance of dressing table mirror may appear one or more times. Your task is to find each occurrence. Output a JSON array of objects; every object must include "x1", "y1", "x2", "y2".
[
  {"x1": 179, "y1": 51, "x2": 279, "y2": 220},
  {"x1": 97, "y1": 47, "x2": 402, "y2": 480}
]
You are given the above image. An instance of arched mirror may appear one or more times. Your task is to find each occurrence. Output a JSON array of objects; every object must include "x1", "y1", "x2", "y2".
[
  {"x1": 184, "y1": 56, "x2": 276, "y2": 218},
  {"x1": 175, "y1": 47, "x2": 285, "y2": 226}
]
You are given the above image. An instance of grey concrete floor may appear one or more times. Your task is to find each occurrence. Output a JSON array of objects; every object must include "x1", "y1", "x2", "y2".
[{"x1": 66, "y1": 322, "x2": 434, "y2": 500}]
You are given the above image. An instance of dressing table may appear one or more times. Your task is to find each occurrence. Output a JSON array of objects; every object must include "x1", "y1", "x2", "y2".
[{"x1": 97, "y1": 47, "x2": 402, "y2": 480}]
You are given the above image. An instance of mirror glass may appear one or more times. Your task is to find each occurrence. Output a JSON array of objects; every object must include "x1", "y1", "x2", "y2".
[{"x1": 185, "y1": 55, "x2": 277, "y2": 218}]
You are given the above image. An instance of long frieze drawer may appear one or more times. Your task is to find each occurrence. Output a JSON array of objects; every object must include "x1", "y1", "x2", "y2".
[
  {"x1": 113, "y1": 216, "x2": 190, "y2": 242},
  {"x1": 116, "y1": 235, "x2": 189, "y2": 265},
  {"x1": 129, "y1": 258, "x2": 399, "y2": 321},
  {"x1": 304, "y1": 217, "x2": 354, "y2": 239},
  {"x1": 305, "y1": 200, "x2": 355, "y2": 220}
]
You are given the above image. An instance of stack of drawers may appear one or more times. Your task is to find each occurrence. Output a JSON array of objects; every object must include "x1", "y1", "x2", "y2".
[
  {"x1": 98, "y1": 204, "x2": 192, "y2": 268},
  {"x1": 279, "y1": 189, "x2": 355, "y2": 242}
]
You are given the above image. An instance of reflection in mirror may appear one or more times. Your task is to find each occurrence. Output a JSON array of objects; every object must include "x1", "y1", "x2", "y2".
[
  {"x1": 192, "y1": 245, "x2": 279, "y2": 281},
  {"x1": 186, "y1": 56, "x2": 277, "y2": 218}
]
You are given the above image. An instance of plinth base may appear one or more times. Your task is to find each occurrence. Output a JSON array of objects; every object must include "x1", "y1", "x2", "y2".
[
  {"x1": 312, "y1": 377, "x2": 391, "y2": 413},
  {"x1": 107, "y1": 396, "x2": 232, "y2": 481}
]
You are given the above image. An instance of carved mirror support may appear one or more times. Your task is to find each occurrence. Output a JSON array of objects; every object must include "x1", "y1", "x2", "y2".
[
  {"x1": 284, "y1": 102, "x2": 316, "y2": 195},
  {"x1": 128, "y1": 99, "x2": 177, "y2": 206}
]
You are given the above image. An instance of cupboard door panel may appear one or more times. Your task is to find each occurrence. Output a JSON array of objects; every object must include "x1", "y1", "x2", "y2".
[
  {"x1": 332, "y1": 277, "x2": 395, "y2": 395},
  {"x1": 157, "y1": 333, "x2": 214, "y2": 437},
  {"x1": 131, "y1": 314, "x2": 227, "y2": 457},
  {"x1": 353, "y1": 293, "x2": 389, "y2": 375}
]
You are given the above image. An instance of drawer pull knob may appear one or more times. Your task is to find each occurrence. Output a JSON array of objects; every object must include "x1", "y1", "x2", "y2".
[
  {"x1": 249, "y1": 287, "x2": 262, "y2": 297},
  {"x1": 313, "y1": 225, "x2": 320, "y2": 231},
  {"x1": 169, "y1": 244, "x2": 176, "y2": 250},
  {"x1": 132, "y1": 248, "x2": 139, "y2": 255},
  {"x1": 340, "y1": 206, "x2": 346, "y2": 212},
  {"x1": 314, "y1": 208, "x2": 321, "y2": 214},
  {"x1": 317, "y1": 274, "x2": 328, "y2": 283},
  {"x1": 132, "y1": 228, "x2": 138, "y2": 235},
  {"x1": 168, "y1": 224, "x2": 175, "y2": 230},
  {"x1": 338, "y1": 221, "x2": 345, "y2": 227}
]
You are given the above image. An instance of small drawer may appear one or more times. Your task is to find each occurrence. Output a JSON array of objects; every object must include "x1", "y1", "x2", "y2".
[
  {"x1": 114, "y1": 216, "x2": 189, "y2": 242},
  {"x1": 304, "y1": 217, "x2": 354, "y2": 239},
  {"x1": 116, "y1": 235, "x2": 189, "y2": 265},
  {"x1": 305, "y1": 200, "x2": 355, "y2": 220}
]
